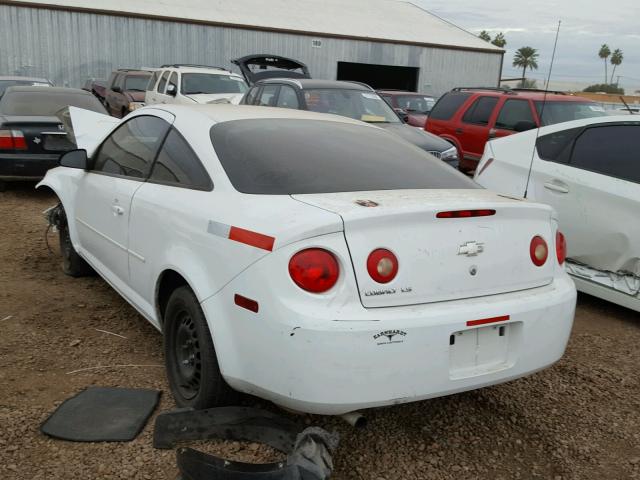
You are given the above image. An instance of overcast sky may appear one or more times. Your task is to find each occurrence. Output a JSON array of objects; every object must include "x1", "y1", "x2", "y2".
[{"x1": 411, "y1": 0, "x2": 640, "y2": 92}]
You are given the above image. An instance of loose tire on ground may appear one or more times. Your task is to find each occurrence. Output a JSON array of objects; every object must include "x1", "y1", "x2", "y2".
[
  {"x1": 59, "y1": 223, "x2": 93, "y2": 277},
  {"x1": 164, "y1": 286, "x2": 238, "y2": 409}
]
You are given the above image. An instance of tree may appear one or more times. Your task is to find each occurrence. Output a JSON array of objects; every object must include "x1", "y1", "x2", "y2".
[
  {"x1": 610, "y1": 49, "x2": 623, "y2": 84},
  {"x1": 584, "y1": 83, "x2": 624, "y2": 94},
  {"x1": 479, "y1": 30, "x2": 491, "y2": 42},
  {"x1": 512, "y1": 47, "x2": 539, "y2": 85},
  {"x1": 491, "y1": 32, "x2": 506, "y2": 48},
  {"x1": 598, "y1": 44, "x2": 611, "y2": 84}
]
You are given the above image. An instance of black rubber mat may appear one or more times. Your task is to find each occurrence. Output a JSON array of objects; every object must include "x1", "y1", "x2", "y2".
[{"x1": 41, "y1": 387, "x2": 161, "y2": 442}]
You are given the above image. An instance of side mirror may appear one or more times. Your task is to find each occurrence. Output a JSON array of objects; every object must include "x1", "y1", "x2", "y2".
[
  {"x1": 111, "y1": 86, "x2": 122, "y2": 93},
  {"x1": 166, "y1": 84, "x2": 177, "y2": 96},
  {"x1": 59, "y1": 149, "x2": 89, "y2": 170},
  {"x1": 514, "y1": 120, "x2": 537, "y2": 132}
]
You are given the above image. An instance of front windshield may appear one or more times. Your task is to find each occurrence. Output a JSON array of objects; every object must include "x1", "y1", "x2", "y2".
[
  {"x1": 124, "y1": 75, "x2": 151, "y2": 91},
  {"x1": 535, "y1": 101, "x2": 607, "y2": 126},
  {"x1": 303, "y1": 89, "x2": 400, "y2": 123},
  {"x1": 395, "y1": 95, "x2": 435, "y2": 114},
  {"x1": 181, "y1": 74, "x2": 248, "y2": 95}
]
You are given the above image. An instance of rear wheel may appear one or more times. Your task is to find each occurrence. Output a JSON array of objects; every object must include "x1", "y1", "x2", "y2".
[
  {"x1": 164, "y1": 286, "x2": 237, "y2": 409},
  {"x1": 121, "y1": 107, "x2": 127, "y2": 118}
]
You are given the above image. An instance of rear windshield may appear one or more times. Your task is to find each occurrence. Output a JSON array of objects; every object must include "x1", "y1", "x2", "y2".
[
  {"x1": 124, "y1": 75, "x2": 151, "y2": 91},
  {"x1": 0, "y1": 90, "x2": 106, "y2": 115},
  {"x1": 429, "y1": 92, "x2": 472, "y2": 120},
  {"x1": 535, "y1": 101, "x2": 606, "y2": 126},
  {"x1": 181, "y1": 74, "x2": 248, "y2": 95},
  {"x1": 210, "y1": 119, "x2": 477, "y2": 194},
  {"x1": 0, "y1": 79, "x2": 51, "y2": 96}
]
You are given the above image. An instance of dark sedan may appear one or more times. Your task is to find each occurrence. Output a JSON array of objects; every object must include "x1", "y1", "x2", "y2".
[
  {"x1": 241, "y1": 79, "x2": 458, "y2": 168},
  {"x1": 0, "y1": 86, "x2": 106, "y2": 190}
]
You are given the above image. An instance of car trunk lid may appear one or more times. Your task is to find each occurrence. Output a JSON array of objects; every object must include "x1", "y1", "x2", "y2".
[
  {"x1": 231, "y1": 54, "x2": 311, "y2": 85},
  {"x1": 0, "y1": 115, "x2": 75, "y2": 153},
  {"x1": 292, "y1": 189, "x2": 555, "y2": 308}
]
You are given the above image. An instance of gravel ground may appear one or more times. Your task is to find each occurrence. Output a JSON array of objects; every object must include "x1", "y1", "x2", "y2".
[{"x1": 0, "y1": 183, "x2": 639, "y2": 480}]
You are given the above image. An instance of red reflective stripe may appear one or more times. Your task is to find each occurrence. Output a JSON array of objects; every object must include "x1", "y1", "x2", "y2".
[
  {"x1": 466, "y1": 315, "x2": 510, "y2": 327},
  {"x1": 228, "y1": 226, "x2": 275, "y2": 251},
  {"x1": 436, "y1": 209, "x2": 496, "y2": 219},
  {"x1": 234, "y1": 294, "x2": 259, "y2": 313}
]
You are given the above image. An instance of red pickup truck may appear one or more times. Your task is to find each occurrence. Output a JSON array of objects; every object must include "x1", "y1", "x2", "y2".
[{"x1": 90, "y1": 69, "x2": 152, "y2": 117}]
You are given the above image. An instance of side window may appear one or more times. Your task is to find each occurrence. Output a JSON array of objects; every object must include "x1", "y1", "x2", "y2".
[
  {"x1": 149, "y1": 128, "x2": 213, "y2": 190},
  {"x1": 168, "y1": 72, "x2": 178, "y2": 92},
  {"x1": 570, "y1": 125, "x2": 640, "y2": 183},
  {"x1": 495, "y1": 99, "x2": 535, "y2": 130},
  {"x1": 157, "y1": 71, "x2": 170, "y2": 93},
  {"x1": 147, "y1": 71, "x2": 160, "y2": 91},
  {"x1": 276, "y1": 86, "x2": 300, "y2": 109},
  {"x1": 536, "y1": 127, "x2": 582, "y2": 164},
  {"x1": 258, "y1": 85, "x2": 279, "y2": 106},
  {"x1": 429, "y1": 92, "x2": 472, "y2": 120},
  {"x1": 462, "y1": 96, "x2": 499, "y2": 125},
  {"x1": 244, "y1": 86, "x2": 259, "y2": 105},
  {"x1": 381, "y1": 95, "x2": 393, "y2": 106},
  {"x1": 92, "y1": 116, "x2": 170, "y2": 179}
]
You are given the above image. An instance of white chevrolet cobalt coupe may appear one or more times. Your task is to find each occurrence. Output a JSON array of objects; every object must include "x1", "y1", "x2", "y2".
[{"x1": 39, "y1": 105, "x2": 576, "y2": 415}]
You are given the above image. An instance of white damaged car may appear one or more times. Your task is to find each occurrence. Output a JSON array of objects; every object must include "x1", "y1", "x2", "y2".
[
  {"x1": 475, "y1": 116, "x2": 640, "y2": 312},
  {"x1": 39, "y1": 104, "x2": 576, "y2": 415}
]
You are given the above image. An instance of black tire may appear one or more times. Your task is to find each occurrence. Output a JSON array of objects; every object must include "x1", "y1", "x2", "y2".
[
  {"x1": 59, "y1": 224, "x2": 93, "y2": 277},
  {"x1": 121, "y1": 107, "x2": 127, "y2": 118},
  {"x1": 164, "y1": 286, "x2": 237, "y2": 409}
]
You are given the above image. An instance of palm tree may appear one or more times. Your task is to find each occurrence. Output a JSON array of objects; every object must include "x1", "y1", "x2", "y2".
[
  {"x1": 598, "y1": 44, "x2": 611, "y2": 84},
  {"x1": 512, "y1": 47, "x2": 539, "y2": 86},
  {"x1": 478, "y1": 30, "x2": 491, "y2": 42},
  {"x1": 492, "y1": 32, "x2": 506, "y2": 48},
  {"x1": 610, "y1": 49, "x2": 623, "y2": 84}
]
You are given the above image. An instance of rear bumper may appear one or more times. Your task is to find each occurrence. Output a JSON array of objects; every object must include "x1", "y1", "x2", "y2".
[
  {"x1": 202, "y1": 274, "x2": 576, "y2": 415},
  {"x1": 0, "y1": 153, "x2": 61, "y2": 180}
]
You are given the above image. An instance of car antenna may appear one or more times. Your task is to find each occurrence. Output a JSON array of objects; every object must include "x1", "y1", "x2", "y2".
[{"x1": 524, "y1": 20, "x2": 561, "y2": 199}]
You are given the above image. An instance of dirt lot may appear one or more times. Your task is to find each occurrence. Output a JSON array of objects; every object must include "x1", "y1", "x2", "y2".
[{"x1": 1, "y1": 184, "x2": 639, "y2": 480}]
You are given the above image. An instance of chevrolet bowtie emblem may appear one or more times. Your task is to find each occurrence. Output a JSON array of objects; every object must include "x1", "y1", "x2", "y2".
[{"x1": 458, "y1": 241, "x2": 484, "y2": 257}]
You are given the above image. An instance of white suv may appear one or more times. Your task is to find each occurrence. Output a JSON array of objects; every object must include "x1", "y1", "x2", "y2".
[{"x1": 144, "y1": 64, "x2": 248, "y2": 106}]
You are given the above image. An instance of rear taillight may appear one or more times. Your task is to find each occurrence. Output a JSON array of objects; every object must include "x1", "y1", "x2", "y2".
[
  {"x1": 367, "y1": 249, "x2": 399, "y2": 283},
  {"x1": 530, "y1": 236, "x2": 548, "y2": 267},
  {"x1": 0, "y1": 130, "x2": 26, "y2": 150},
  {"x1": 556, "y1": 231, "x2": 566, "y2": 265},
  {"x1": 436, "y1": 209, "x2": 496, "y2": 218},
  {"x1": 289, "y1": 248, "x2": 339, "y2": 293}
]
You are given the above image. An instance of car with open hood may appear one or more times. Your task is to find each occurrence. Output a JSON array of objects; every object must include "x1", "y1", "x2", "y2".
[
  {"x1": 38, "y1": 103, "x2": 575, "y2": 415},
  {"x1": 475, "y1": 115, "x2": 640, "y2": 312},
  {"x1": 233, "y1": 55, "x2": 459, "y2": 168}
]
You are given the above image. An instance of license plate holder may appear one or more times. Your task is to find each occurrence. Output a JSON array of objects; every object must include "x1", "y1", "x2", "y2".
[{"x1": 449, "y1": 323, "x2": 516, "y2": 379}]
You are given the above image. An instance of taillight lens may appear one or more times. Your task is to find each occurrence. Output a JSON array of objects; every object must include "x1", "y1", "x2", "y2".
[
  {"x1": 0, "y1": 130, "x2": 26, "y2": 150},
  {"x1": 367, "y1": 249, "x2": 399, "y2": 283},
  {"x1": 530, "y1": 236, "x2": 548, "y2": 267},
  {"x1": 556, "y1": 231, "x2": 566, "y2": 265},
  {"x1": 289, "y1": 248, "x2": 339, "y2": 293}
]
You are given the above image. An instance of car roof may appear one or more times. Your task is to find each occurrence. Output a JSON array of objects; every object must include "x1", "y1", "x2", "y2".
[
  {"x1": 148, "y1": 103, "x2": 374, "y2": 127},
  {"x1": 4, "y1": 86, "x2": 91, "y2": 95},
  {"x1": 0, "y1": 76, "x2": 51, "y2": 83},
  {"x1": 115, "y1": 69, "x2": 152, "y2": 75},
  {"x1": 258, "y1": 78, "x2": 373, "y2": 91},
  {"x1": 452, "y1": 88, "x2": 590, "y2": 102}
]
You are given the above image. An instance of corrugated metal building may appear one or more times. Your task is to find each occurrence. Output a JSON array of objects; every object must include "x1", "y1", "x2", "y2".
[{"x1": 0, "y1": 0, "x2": 503, "y2": 95}]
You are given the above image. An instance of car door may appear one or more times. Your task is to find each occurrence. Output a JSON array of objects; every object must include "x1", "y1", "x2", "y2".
[
  {"x1": 492, "y1": 98, "x2": 536, "y2": 139},
  {"x1": 74, "y1": 114, "x2": 172, "y2": 286},
  {"x1": 532, "y1": 122, "x2": 640, "y2": 271},
  {"x1": 128, "y1": 126, "x2": 213, "y2": 320},
  {"x1": 456, "y1": 96, "x2": 500, "y2": 162},
  {"x1": 154, "y1": 70, "x2": 171, "y2": 104}
]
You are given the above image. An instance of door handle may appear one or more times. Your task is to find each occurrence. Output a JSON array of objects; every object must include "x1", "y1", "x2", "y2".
[
  {"x1": 543, "y1": 181, "x2": 569, "y2": 194},
  {"x1": 111, "y1": 205, "x2": 125, "y2": 216},
  {"x1": 455, "y1": 128, "x2": 464, "y2": 135}
]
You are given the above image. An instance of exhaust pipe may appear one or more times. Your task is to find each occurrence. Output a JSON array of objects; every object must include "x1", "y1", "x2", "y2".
[{"x1": 340, "y1": 411, "x2": 367, "y2": 428}]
